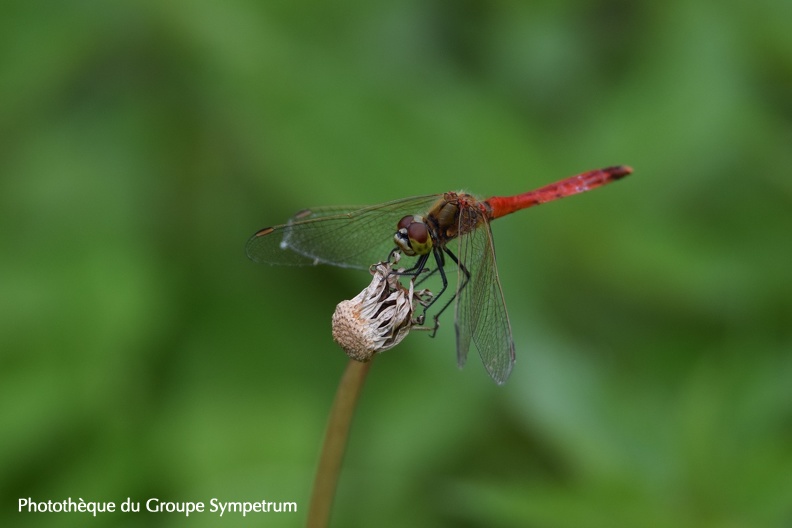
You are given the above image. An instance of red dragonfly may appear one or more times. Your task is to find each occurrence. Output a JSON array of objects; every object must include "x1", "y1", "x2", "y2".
[{"x1": 247, "y1": 165, "x2": 633, "y2": 384}]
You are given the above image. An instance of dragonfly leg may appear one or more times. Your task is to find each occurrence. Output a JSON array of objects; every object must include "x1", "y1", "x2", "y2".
[
  {"x1": 384, "y1": 253, "x2": 433, "y2": 325},
  {"x1": 417, "y1": 247, "x2": 454, "y2": 336},
  {"x1": 412, "y1": 248, "x2": 445, "y2": 287},
  {"x1": 392, "y1": 252, "x2": 431, "y2": 279},
  {"x1": 392, "y1": 247, "x2": 450, "y2": 328},
  {"x1": 425, "y1": 247, "x2": 470, "y2": 338},
  {"x1": 383, "y1": 247, "x2": 465, "y2": 335}
]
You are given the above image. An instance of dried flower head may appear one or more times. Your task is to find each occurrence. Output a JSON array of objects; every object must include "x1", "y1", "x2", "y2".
[{"x1": 332, "y1": 256, "x2": 431, "y2": 362}]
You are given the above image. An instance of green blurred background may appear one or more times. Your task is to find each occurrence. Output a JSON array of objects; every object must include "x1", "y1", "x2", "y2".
[{"x1": 2, "y1": 1, "x2": 791, "y2": 527}]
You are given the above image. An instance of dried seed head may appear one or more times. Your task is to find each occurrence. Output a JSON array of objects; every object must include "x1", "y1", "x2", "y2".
[{"x1": 332, "y1": 258, "x2": 431, "y2": 362}]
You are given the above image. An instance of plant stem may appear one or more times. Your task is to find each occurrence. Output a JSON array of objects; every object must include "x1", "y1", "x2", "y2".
[{"x1": 306, "y1": 359, "x2": 373, "y2": 528}]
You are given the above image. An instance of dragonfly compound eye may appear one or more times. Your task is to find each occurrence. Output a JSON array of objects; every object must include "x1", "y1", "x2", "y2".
[
  {"x1": 397, "y1": 215, "x2": 415, "y2": 230},
  {"x1": 393, "y1": 215, "x2": 433, "y2": 256},
  {"x1": 406, "y1": 219, "x2": 433, "y2": 255}
]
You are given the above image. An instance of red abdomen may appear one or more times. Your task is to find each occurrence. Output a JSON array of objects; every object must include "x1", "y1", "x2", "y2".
[{"x1": 486, "y1": 165, "x2": 633, "y2": 219}]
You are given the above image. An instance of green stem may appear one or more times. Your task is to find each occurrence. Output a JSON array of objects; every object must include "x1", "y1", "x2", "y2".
[{"x1": 306, "y1": 359, "x2": 372, "y2": 528}]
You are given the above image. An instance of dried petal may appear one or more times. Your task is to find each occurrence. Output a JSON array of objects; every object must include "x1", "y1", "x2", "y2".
[{"x1": 332, "y1": 258, "x2": 431, "y2": 361}]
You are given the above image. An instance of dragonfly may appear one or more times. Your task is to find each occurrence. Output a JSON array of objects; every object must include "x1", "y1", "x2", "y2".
[{"x1": 247, "y1": 165, "x2": 633, "y2": 384}]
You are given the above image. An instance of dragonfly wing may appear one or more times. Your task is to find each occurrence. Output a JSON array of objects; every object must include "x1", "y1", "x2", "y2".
[
  {"x1": 454, "y1": 210, "x2": 516, "y2": 385},
  {"x1": 246, "y1": 195, "x2": 442, "y2": 269}
]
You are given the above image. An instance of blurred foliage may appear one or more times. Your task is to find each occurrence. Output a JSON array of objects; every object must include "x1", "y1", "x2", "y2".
[{"x1": 2, "y1": 0, "x2": 791, "y2": 527}]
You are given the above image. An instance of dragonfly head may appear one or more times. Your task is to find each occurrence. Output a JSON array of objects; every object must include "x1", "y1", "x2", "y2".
[{"x1": 394, "y1": 215, "x2": 433, "y2": 256}]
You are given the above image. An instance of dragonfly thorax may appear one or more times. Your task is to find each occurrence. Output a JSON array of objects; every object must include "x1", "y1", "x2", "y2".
[{"x1": 394, "y1": 215, "x2": 434, "y2": 256}]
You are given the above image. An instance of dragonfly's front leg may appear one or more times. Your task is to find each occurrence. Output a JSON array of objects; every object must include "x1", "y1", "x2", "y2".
[{"x1": 387, "y1": 247, "x2": 458, "y2": 335}]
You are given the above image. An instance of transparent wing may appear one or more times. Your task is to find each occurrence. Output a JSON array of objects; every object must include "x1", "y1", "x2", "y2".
[
  {"x1": 454, "y1": 208, "x2": 516, "y2": 385},
  {"x1": 245, "y1": 195, "x2": 442, "y2": 269}
]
